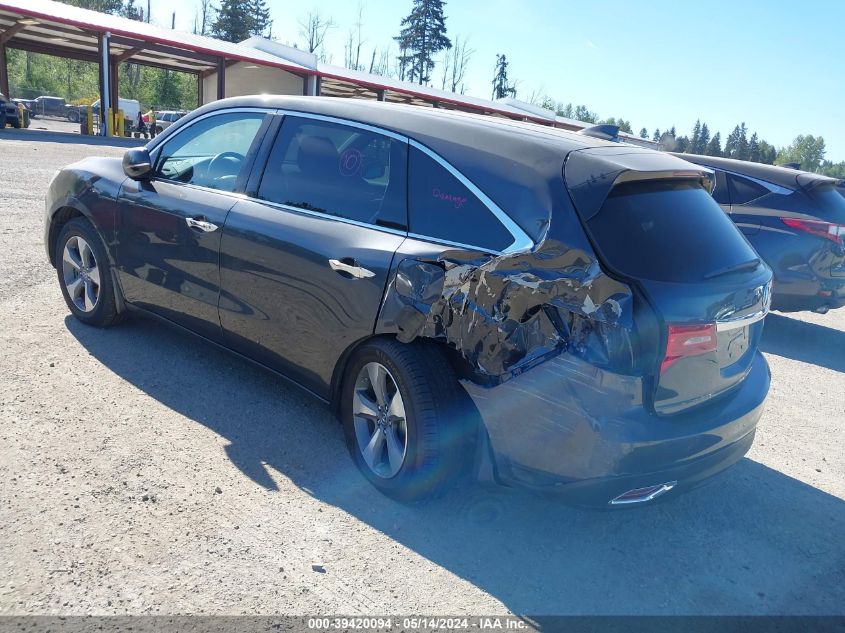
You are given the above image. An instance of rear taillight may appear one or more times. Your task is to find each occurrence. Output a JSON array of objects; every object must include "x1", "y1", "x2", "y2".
[
  {"x1": 781, "y1": 218, "x2": 845, "y2": 244},
  {"x1": 661, "y1": 323, "x2": 717, "y2": 374}
]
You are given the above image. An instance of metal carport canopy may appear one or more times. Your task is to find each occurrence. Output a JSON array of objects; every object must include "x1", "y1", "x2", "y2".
[{"x1": 0, "y1": 0, "x2": 314, "y2": 133}]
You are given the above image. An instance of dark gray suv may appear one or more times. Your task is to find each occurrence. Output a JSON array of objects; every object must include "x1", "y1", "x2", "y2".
[
  {"x1": 678, "y1": 154, "x2": 845, "y2": 313},
  {"x1": 44, "y1": 97, "x2": 772, "y2": 506}
]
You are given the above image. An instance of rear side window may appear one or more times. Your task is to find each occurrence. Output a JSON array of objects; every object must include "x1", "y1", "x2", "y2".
[
  {"x1": 728, "y1": 174, "x2": 768, "y2": 205},
  {"x1": 258, "y1": 117, "x2": 407, "y2": 229},
  {"x1": 712, "y1": 170, "x2": 729, "y2": 205},
  {"x1": 408, "y1": 146, "x2": 513, "y2": 251},
  {"x1": 587, "y1": 180, "x2": 759, "y2": 283}
]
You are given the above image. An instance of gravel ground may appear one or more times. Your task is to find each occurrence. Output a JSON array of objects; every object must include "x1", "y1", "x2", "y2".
[{"x1": 0, "y1": 134, "x2": 843, "y2": 616}]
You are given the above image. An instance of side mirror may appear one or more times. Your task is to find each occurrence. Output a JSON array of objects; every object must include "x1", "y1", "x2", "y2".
[{"x1": 123, "y1": 148, "x2": 152, "y2": 180}]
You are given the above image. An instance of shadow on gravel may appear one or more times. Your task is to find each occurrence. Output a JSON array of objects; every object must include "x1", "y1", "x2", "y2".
[
  {"x1": 67, "y1": 314, "x2": 845, "y2": 615},
  {"x1": 761, "y1": 313, "x2": 845, "y2": 374}
]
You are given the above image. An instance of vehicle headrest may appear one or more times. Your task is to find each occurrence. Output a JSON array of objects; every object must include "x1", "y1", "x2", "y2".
[{"x1": 297, "y1": 135, "x2": 337, "y2": 177}]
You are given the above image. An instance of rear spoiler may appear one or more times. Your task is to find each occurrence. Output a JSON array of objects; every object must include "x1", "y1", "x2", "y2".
[
  {"x1": 578, "y1": 124, "x2": 620, "y2": 142},
  {"x1": 796, "y1": 171, "x2": 839, "y2": 193},
  {"x1": 564, "y1": 147, "x2": 714, "y2": 221}
]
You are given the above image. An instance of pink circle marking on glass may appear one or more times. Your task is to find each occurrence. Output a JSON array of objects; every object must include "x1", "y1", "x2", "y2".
[{"x1": 339, "y1": 148, "x2": 364, "y2": 177}]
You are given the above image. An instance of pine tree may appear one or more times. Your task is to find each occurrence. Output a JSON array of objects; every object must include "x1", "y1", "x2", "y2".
[
  {"x1": 698, "y1": 123, "x2": 710, "y2": 155},
  {"x1": 748, "y1": 132, "x2": 761, "y2": 163},
  {"x1": 211, "y1": 0, "x2": 253, "y2": 42},
  {"x1": 639, "y1": 127, "x2": 648, "y2": 139},
  {"x1": 690, "y1": 120, "x2": 701, "y2": 155},
  {"x1": 247, "y1": 0, "x2": 272, "y2": 37},
  {"x1": 758, "y1": 140, "x2": 777, "y2": 165},
  {"x1": 668, "y1": 125, "x2": 676, "y2": 139},
  {"x1": 706, "y1": 132, "x2": 722, "y2": 157},
  {"x1": 736, "y1": 123, "x2": 750, "y2": 161},
  {"x1": 573, "y1": 105, "x2": 598, "y2": 124},
  {"x1": 394, "y1": 0, "x2": 452, "y2": 85},
  {"x1": 675, "y1": 136, "x2": 690, "y2": 153},
  {"x1": 61, "y1": 0, "x2": 124, "y2": 14},
  {"x1": 652, "y1": 128, "x2": 661, "y2": 142},
  {"x1": 491, "y1": 54, "x2": 516, "y2": 99},
  {"x1": 725, "y1": 125, "x2": 740, "y2": 158}
]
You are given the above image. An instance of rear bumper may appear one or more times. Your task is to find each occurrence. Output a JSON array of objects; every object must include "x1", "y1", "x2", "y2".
[
  {"x1": 771, "y1": 276, "x2": 845, "y2": 312},
  {"x1": 461, "y1": 350, "x2": 770, "y2": 507}
]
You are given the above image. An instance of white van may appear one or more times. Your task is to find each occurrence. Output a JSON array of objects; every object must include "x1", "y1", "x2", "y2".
[{"x1": 80, "y1": 98, "x2": 141, "y2": 128}]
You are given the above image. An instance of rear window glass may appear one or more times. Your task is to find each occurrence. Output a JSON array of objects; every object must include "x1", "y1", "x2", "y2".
[
  {"x1": 587, "y1": 180, "x2": 759, "y2": 282},
  {"x1": 809, "y1": 185, "x2": 845, "y2": 221}
]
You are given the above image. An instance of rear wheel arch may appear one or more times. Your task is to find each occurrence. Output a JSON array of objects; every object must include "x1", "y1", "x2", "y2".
[{"x1": 329, "y1": 334, "x2": 470, "y2": 420}]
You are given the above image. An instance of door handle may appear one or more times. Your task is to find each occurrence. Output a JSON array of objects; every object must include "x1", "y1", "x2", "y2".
[
  {"x1": 186, "y1": 217, "x2": 219, "y2": 232},
  {"x1": 329, "y1": 258, "x2": 376, "y2": 279}
]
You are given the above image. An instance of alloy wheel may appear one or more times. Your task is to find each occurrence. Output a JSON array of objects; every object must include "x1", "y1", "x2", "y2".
[
  {"x1": 61, "y1": 235, "x2": 100, "y2": 313},
  {"x1": 352, "y1": 362, "x2": 408, "y2": 479}
]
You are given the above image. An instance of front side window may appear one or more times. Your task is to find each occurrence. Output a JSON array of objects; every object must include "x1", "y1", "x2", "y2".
[
  {"x1": 154, "y1": 112, "x2": 265, "y2": 192},
  {"x1": 407, "y1": 146, "x2": 514, "y2": 252},
  {"x1": 257, "y1": 116, "x2": 407, "y2": 229}
]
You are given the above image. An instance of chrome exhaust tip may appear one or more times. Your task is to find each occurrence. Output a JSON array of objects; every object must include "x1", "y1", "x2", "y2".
[
  {"x1": 814, "y1": 305, "x2": 830, "y2": 315},
  {"x1": 609, "y1": 481, "x2": 677, "y2": 506}
]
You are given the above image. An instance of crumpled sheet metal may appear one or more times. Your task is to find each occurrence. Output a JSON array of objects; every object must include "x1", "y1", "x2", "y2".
[{"x1": 383, "y1": 239, "x2": 634, "y2": 385}]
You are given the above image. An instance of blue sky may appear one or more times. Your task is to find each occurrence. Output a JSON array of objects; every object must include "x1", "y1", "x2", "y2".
[{"x1": 151, "y1": 0, "x2": 845, "y2": 162}]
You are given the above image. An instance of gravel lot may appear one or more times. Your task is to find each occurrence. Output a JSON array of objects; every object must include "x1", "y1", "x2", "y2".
[{"x1": 0, "y1": 133, "x2": 843, "y2": 616}]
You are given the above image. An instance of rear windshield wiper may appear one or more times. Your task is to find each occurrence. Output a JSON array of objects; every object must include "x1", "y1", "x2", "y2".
[{"x1": 703, "y1": 258, "x2": 761, "y2": 280}]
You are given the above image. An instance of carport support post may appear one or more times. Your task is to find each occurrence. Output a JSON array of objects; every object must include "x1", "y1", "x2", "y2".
[
  {"x1": 216, "y1": 57, "x2": 225, "y2": 100},
  {"x1": 0, "y1": 44, "x2": 8, "y2": 99},
  {"x1": 196, "y1": 71, "x2": 203, "y2": 107},
  {"x1": 109, "y1": 55, "x2": 119, "y2": 134},
  {"x1": 98, "y1": 32, "x2": 111, "y2": 136}
]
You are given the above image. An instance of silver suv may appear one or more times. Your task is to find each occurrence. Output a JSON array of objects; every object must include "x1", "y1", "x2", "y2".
[{"x1": 153, "y1": 110, "x2": 187, "y2": 134}]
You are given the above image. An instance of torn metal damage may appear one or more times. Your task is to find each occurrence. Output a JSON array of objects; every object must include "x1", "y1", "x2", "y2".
[
  {"x1": 381, "y1": 240, "x2": 634, "y2": 385},
  {"x1": 378, "y1": 147, "x2": 718, "y2": 388}
]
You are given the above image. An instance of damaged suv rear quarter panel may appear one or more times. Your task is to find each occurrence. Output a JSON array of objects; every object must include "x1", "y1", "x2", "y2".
[{"x1": 373, "y1": 140, "x2": 726, "y2": 486}]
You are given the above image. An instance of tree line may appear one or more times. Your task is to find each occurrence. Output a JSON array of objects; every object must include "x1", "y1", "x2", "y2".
[
  {"x1": 534, "y1": 93, "x2": 843, "y2": 177},
  {"x1": 9, "y1": 0, "x2": 843, "y2": 175}
]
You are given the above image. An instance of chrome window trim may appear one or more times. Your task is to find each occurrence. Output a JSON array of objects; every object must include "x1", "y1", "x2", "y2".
[
  {"x1": 152, "y1": 106, "x2": 537, "y2": 256},
  {"x1": 255, "y1": 199, "x2": 408, "y2": 239},
  {"x1": 151, "y1": 179, "x2": 250, "y2": 201},
  {"x1": 256, "y1": 111, "x2": 535, "y2": 255},
  {"x1": 149, "y1": 107, "x2": 276, "y2": 169},
  {"x1": 408, "y1": 139, "x2": 535, "y2": 255},
  {"x1": 276, "y1": 109, "x2": 409, "y2": 143},
  {"x1": 721, "y1": 168, "x2": 793, "y2": 196}
]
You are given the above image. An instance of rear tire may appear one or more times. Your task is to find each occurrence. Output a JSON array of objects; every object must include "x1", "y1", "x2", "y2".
[
  {"x1": 55, "y1": 218, "x2": 123, "y2": 328},
  {"x1": 341, "y1": 338, "x2": 475, "y2": 502}
]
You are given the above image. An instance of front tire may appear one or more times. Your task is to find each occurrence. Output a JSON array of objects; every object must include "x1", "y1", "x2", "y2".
[
  {"x1": 55, "y1": 218, "x2": 123, "y2": 327},
  {"x1": 341, "y1": 339, "x2": 474, "y2": 501}
]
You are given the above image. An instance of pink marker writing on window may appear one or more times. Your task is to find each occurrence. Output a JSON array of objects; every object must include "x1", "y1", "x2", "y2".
[{"x1": 432, "y1": 188, "x2": 467, "y2": 209}]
